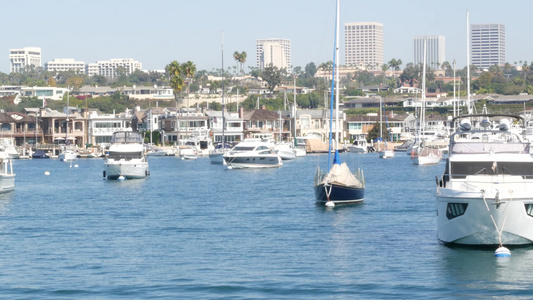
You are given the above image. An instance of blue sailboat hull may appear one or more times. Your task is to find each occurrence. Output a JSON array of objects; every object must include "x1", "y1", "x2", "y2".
[{"x1": 314, "y1": 183, "x2": 364, "y2": 204}]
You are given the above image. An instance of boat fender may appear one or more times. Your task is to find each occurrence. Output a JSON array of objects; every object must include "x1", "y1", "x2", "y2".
[
  {"x1": 495, "y1": 246, "x2": 511, "y2": 257},
  {"x1": 103, "y1": 170, "x2": 106, "y2": 178}
]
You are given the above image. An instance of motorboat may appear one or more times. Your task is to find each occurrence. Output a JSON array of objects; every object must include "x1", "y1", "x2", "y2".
[
  {"x1": 0, "y1": 138, "x2": 19, "y2": 159},
  {"x1": 274, "y1": 142, "x2": 296, "y2": 160},
  {"x1": 347, "y1": 134, "x2": 368, "y2": 153},
  {"x1": 412, "y1": 145, "x2": 442, "y2": 165},
  {"x1": 223, "y1": 138, "x2": 282, "y2": 169},
  {"x1": 146, "y1": 146, "x2": 167, "y2": 156},
  {"x1": 0, "y1": 151, "x2": 15, "y2": 193},
  {"x1": 436, "y1": 114, "x2": 533, "y2": 246},
  {"x1": 32, "y1": 150, "x2": 49, "y2": 159},
  {"x1": 104, "y1": 131, "x2": 149, "y2": 180}
]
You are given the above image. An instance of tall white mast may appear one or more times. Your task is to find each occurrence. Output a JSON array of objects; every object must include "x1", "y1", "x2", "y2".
[
  {"x1": 334, "y1": 0, "x2": 340, "y2": 147},
  {"x1": 466, "y1": 10, "x2": 472, "y2": 114},
  {"x1": 421, "y1": 39, "x2": 427, "y2": 138}
]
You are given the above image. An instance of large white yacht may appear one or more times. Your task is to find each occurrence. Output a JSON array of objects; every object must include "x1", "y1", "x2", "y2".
[
  {"x1": 436, "y1": 114, "x2": 533, "y2": 246},
  {"x1": 104, "y1": 131, "x2": 149, "y2": 180},
  {"x1": 223, "y1": 138, "x2": 282, "y2": 169},
  {"x1": 0, "y1": 151, "x2": 15, "y2": 193}
]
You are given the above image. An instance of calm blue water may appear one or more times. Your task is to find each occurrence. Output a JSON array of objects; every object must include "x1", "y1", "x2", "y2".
[{"x1": 0, "y1": 153, "x2": 531, "y2": 299}]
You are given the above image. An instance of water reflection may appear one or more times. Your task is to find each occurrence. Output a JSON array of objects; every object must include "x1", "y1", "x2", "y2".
[{"x1": 438, "y1": 244, "x2": 533, "y2": 295}]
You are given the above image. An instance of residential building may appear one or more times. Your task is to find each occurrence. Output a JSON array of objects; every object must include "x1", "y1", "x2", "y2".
[
  {"x1": 256, "y1": 39, "x2": 291, "y2": 71},
  {"x1": 344, "y1": 22, "x2": 383, "y2": 71},
  {"x1": 40, "y1": 107, "x2": 87, "y2": 146},
  {"x1": 413, "y1": 35, "x2": 445, "y2": 70},
  {"x1": 87, "y1": 109, "x2": 133, "y2": 145},
  {"x1": 9, "y1": 47, "x2": 41, "y2": 73},
  {"x1": 45, "y1": 58, "x2": 86, "y2": 74},
  {"x1": 205, "y1": 110, "x2": 244, "y2": 143},
  {"x1": 240, "y1": 107, "x2": 291, "y2": 140},
  {"x1": 87, "y1": 58, "x2": 142, "y2": 78},
  {"x1": 471, "y1": 23, "x2": 505, "y2": 69}
]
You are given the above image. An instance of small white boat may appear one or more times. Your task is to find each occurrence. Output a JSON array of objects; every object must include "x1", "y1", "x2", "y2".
[
  {"x1": 0, "y1": 152, "x2": 15, "y2": 193},
  {"x1": 274, "y1": 143, "x2": 296, "y2": 160},
  {"x1": 146, "y1": 147, "x2": 167, "y2": 156},
  {"x1": 223, "y1": 138, "x2": 282, "y2": 169},
  {"x1": 104, "y1": 131, "x2": 149, "y2": 180},
  {"x1": 347, "y1": 134, "x2": 368, "y2": 153}
]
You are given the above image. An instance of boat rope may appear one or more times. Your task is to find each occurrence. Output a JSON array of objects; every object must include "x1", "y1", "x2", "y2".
[
  {"x1": 481, "y1": 189, "x2": 513, "y2": 247},
  {"x1": 324, "y1": 181, "x2": 333, "y2": 202}
]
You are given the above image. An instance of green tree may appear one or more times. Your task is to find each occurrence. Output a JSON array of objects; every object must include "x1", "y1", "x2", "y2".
[
  {"x1": 262, "y1": 64, "x2": 282, "y2": 93},
  {"x1": 304, "y1": 62, "x2": 317, "y2": 78}
]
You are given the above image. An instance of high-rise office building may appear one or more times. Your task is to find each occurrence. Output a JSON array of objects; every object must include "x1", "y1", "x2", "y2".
[
  {"x1": 413, "y1": 35, "x2": 445, "y2": 70},
  {"x1": 344, "y1": 22, "x2": 383, "y2": 71},
  {"x1": 471, "y1": 23, "x2": 505, "y2": 69},
  {"x1": 9, "y1": 47, "x2": 41, "y2": 73},
  {"x1": 256, "y1": 38, "x2": 291, "y2": 71}
]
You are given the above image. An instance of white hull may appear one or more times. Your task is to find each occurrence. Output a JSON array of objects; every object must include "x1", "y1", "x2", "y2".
[
  {"x1": 379, "y1": 150, "x2": 394, "y2": 159},
  {"x1": 104, "y1": 161, "x2": 149, "y2": 180},
  {"x1": 437, "y1": 186, "x2": 533, "y2": 245},
  {"x1": 59, "y1": 151, "x2": 78, "y2": 162},
  {"x1": 413, "y1": 154, "x2": 440, "y2": 165}
]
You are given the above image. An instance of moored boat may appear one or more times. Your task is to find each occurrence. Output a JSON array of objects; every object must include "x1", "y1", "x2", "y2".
[
  {"x1": 223, "y1": 138, "x2": 282, "y2": 169},
  {"x1": 104, "y1": 131, "x2": 149, "y2": 180},
  {"x1": 436, "y1": 114, "x2": 533, "y2": 246},
  {"x1": 0, "y1": 152, "x2": 15, "y2": 193}
]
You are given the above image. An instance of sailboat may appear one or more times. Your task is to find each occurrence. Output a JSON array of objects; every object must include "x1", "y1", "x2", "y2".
[
  {"x1": 59, "y1": 88, "x2": 78, "y2": 162},
  {"x1": 412, "y1": 39, "x2": 442, "y2": 165},
  {"x1": 378, "y1": 96, "x2": 394, "y2": 159},
  {"x1": 314, "y1": 0, "x2": 365, "y2": 206},
  {"x1": 209, "y1": 32, "x2": 228, "y2": 164}
]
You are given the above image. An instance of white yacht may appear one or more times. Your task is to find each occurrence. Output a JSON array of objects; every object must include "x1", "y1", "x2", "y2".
[
  {"x1": 436, "y1": 114, "x2": 533, "y2": 246},
  {"x1": 223, "y1": 138, "x2": 282, "y2": 169},
  {"x1": 0, "y1": 151, "x2": 15, "y2": 193},
  {"x1": 347, "y1": 134, "x2": 368, "y2": 153},
  {"x1": 104, "y1": 131, "x2": 149, "y2": 180},
  {"x1": 58, "y1": 137, "x2": 78, "y2": 162}
]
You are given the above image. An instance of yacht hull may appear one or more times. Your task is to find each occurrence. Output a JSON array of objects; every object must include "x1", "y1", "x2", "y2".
[
  {"x1": 223, "y1": 155, "x2": 282, "y2": 169},
  {"x1": 104, "y1": 162, "x2": 149, "y2": 180},
  {"x1": 437, "y1": 187, "x2": 533, "y2": 245}
]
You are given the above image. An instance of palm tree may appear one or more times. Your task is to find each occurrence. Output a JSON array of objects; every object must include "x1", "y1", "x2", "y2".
[
  {"x1": 181, "y1": 61, "x2": 196, "y2": 93},
  {"x1": 165, "y1": 60, "x2": 184, "y2": 99},
  {"x1": 233, "y1": 51, "x2": 247, "y2": 75}
]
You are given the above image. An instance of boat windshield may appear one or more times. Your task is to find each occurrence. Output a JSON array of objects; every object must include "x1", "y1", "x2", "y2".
[
  {"x1": 111, "y1": 132, "x2": 143, "y2": 144},
  {"x1": 108, "y1": 151, "x2": 143, "y2": 160},
  {"x1": 451, "y1": 161, "x2": 533, "y2": 178}
]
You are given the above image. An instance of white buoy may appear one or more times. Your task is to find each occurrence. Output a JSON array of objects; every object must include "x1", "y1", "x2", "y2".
[
  {"x1": 227, "y1": 166, "x2": 233, "y2": 170},
  {"x1": 74, "y1": 164, "x2": 79, "y2": 168},
  {"x1": 325, "y1": 201, "x2": 335, "y2": 208},
  {"x1": 44, "y1": 171, "x2": 50, "y2": 176},
  {"x1": 181, "y1": 156, "x2": 185, "y2": 160},
  {"x1": 495, "y1": 246, "x2": 511, "y2": 257},
  {"x1": 117, "y1": 175, "x2": 125, "y2": 181}
]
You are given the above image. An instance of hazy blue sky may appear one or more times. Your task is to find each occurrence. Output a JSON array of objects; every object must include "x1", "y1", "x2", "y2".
[{"x1": 2, "y1": 0, "x2": 532, "y2": 74}]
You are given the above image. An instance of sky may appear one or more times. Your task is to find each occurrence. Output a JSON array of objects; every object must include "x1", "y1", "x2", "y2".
[{"x1": 2, "y1": 0, "x2": 533, "y2": 74}]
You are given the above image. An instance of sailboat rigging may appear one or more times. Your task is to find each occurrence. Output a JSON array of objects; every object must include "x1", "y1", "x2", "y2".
[
  {"x1": 314, "y1": 0, "x2": 365, "y2": 206},
  {"x1": 209, "y1": 31, "x2": 228, "y2": 164}
]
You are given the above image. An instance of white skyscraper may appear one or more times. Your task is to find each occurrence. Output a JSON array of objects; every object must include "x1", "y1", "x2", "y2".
[
  {"x1": 344, "y1": 22, "x2": 383, "y2": 71},
  {"x1": 471, "y1": 24, "x2": 505, "y2": 69},
  {"x1": 9, "y1": 47, "x2": 41, "y2": 73},
  {"x1": 413, "y1": 35, "x2": 445, "y2": 70},
  {"x1": 256, "y1": 38, "x2": 291, "y2": 71}
]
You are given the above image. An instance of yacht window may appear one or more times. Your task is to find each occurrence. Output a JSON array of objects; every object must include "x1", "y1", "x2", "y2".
[
  {"x1": 451, "y1": 161, "x2": 533, "y2": 178},
  {"x1": 525, "y1": 204, "x2": 533, "y2": 217},
  {"x1": 108, "y1": 151, "x2": 143, "y2": 160},
  {"x1": 446, "y1": 203, "x2": 468, "y2": 220}
]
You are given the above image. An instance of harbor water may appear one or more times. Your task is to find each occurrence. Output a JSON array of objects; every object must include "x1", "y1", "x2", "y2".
[{"x1": 0, "y1": 153, "x2": 531, "y2": 299}]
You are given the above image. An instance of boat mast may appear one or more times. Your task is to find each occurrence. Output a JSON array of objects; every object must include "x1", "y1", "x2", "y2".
[
  {"x1": 466, "y1": 10, "x2": 472, "y2": 114},
  {"x1": 66, "y1": 87, "x2": 69, "y2": 141},
  {"x1": 327, "y1": 0, "x2": 339, "y2": 171},
  {"x1": 221, "y1": 31, "x2": 225, "y2": 150},
  {"x1": 421, "y1": 39, "x2": 427, "y2": 141},
  {"x1": 334, "y1": 0, "x2": 340, "y2": 150}
]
